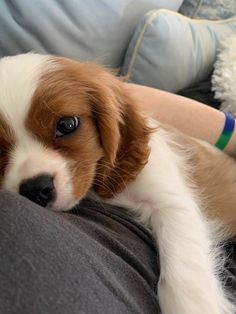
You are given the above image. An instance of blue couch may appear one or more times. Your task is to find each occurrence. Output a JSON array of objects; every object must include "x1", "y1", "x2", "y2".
[{"x1": 1, "y1": 0, "x2": 236, "y2": 94}]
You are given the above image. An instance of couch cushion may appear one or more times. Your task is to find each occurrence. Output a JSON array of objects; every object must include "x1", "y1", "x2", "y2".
[
  {"x1": 0, "y1": 0, "x2": 183, "y2": 68},
  {"x1": 121, "y1": 9, "x2": 236, "y2": 92}
]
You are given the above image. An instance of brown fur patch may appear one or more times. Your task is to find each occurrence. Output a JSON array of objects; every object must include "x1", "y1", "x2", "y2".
[
  {"x1": 164, "y1": 125, "x2": 236, "y2": 236},
  {"x1": 189, "y1": 141, "x2": 236, "y2": 236},
  {"x1": 0, "y1": 115, "x2": 15, "y2": 184},
  {"x1": 27, "y1": 57, "x2": 152, "y2": 201},
  {"x1": 94, "y1": 91, "x2": 152, "y2": 198}
]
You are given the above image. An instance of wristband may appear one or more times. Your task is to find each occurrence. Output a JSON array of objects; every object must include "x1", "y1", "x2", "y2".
[{"x1": 215, "y1": 112, "x2": 235, "y2": 150}]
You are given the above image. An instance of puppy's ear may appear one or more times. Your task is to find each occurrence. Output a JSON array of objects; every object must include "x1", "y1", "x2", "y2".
[
  {"x1": 87, "y1": 68, "x2": 152, "y2": 198},
  {"x1": 86, "y1": 75, "x2": 122, "y2": 166}
]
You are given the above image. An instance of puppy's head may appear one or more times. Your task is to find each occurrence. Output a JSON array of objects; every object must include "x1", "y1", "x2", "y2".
[{"x1": 0, "y1": 53, "x2": 150, "y2": 210}]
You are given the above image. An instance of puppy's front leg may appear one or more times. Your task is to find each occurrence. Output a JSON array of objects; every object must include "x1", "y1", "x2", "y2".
[
  {"x1": 150, "y1": 190, "x2": 231, "y2": 314},
  {"x1": 129, "y1": 135, "x2": 233, "y2": 314},
  {"x1": 111, "y1": 163, "x2": 232, "y2": 313},
  {"x1": 105, "y1": 129, "x2": 234, "y2": 314},
  {"x1": 143, "y1": 139, "x2": 234, "y2": 314}
]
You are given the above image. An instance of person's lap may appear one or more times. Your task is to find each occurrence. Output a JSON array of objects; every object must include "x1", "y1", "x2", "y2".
[
  {"x1": 0, "y1": 191, "x2": 160, "y2": 314},
  {"x1": 0, "y1": 191, "x2": 235, "y2": 314}
]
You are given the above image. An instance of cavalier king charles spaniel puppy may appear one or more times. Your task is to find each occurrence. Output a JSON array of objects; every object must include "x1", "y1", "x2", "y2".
[{"x1": 0, "y1": 53, "x2": 235, "y2": 314}]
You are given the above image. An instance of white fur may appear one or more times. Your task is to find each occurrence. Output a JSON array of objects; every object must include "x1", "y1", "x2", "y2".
[
  {"x1": 212, "y1": 35, "x2": 236, "y2": 115},
  {"x1": 0, "y1": 53, "x2": 50, "y2": 130},
  {"x1": 106, "y1": 125, "x2": 235, "y2": 314}
]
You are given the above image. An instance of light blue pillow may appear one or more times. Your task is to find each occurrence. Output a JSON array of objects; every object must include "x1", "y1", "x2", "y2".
[
  {"x1": 0, "y1": 0, "x2": 183, "y2": 68},
  {"x1": 122, "y1": 9, "x2": 236, "y2": 92}
]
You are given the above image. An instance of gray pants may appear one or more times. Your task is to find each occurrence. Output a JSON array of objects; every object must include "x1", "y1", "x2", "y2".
[{"x1": 0, "y1": 191, "x2": 160, "y2": 314}]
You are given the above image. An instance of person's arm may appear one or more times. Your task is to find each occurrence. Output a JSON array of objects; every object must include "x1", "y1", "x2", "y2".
[{"x1": 126, "y1": 83, "x2": 236, "y2": 157}]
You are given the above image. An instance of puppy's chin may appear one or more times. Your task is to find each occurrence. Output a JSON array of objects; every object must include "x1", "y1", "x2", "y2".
[{"x1": 47, "y1": 197, "x2": 79, "y2": 212}]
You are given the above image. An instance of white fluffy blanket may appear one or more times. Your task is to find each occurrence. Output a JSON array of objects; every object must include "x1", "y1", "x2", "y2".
[{"x1": 212, "y1": 36, "x2": 236, "y2": 115}]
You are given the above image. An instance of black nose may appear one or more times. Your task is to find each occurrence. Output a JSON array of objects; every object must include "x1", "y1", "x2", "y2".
[{"x1": 19, "y1": 174, "x2": 55, "y2": 207}]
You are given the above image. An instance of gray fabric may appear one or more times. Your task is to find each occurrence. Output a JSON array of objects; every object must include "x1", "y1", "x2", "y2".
[
  {"x1": 0, "y1": 191, "x2": 160, "y2": 314},
  {"x1": 178, "y1": 78, "x2": 221, "y2": 109}
]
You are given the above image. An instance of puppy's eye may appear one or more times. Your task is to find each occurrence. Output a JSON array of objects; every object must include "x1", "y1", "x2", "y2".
[
  {"x1": 0, "y1": 148, "x2": 7, "y2": 158},
  {"x1": 55, "y1": 117, "x2": 80, "y2": 138}
]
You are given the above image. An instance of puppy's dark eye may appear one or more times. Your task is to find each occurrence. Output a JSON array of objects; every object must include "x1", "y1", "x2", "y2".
[
  {"x1": 0, "y1": 147, "x2": 6, "y2": 156},
  {"x1": 55, "y1": 117, "x2": 80, "y2": 138}
]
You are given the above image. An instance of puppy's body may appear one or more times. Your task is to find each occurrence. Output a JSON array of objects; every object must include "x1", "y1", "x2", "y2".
[
  {"x1": 103, "y1": 127, "x2": 236, "y2": 314},
  {"x1": 0, "y1": 53, "x2": 235, "y2": 314}
]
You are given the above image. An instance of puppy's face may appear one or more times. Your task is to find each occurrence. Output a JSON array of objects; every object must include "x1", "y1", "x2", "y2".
[{"x1": 0, "y1": 53, "x2": 150, "y2": 210}]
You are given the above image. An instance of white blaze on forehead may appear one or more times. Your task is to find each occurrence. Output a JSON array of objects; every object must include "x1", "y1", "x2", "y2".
[{"x1": 0, "y1": 53, "x2": 52, "y2": 133}]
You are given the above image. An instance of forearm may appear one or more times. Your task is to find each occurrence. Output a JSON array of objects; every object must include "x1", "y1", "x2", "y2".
[{"x1": 126, "y1": 83, "x2": 236, "y2": 157}]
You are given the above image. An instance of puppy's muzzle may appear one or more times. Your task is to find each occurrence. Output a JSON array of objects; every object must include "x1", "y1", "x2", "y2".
[{"x1": 19, "y1": 174, "x2": 55, "y2": 207}]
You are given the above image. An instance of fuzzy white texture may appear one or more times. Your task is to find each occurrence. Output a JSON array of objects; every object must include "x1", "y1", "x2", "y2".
[{"x1": 212, "y1": 35, "x2": 236, "y2": 115}]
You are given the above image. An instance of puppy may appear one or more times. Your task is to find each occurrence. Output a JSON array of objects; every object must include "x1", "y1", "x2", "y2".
[{"x1": 0, "y1": 53, "x2": 235, "y2": 314}]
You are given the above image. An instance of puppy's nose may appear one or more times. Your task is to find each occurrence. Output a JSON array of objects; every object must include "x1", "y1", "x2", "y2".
[{"x1": 19, "y1": 174, "x2": 55, "y2": 207}]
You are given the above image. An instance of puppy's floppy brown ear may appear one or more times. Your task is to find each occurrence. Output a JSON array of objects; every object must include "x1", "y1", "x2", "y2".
[
  {"x1": 88, "y1": 70, "x2": 152, "y2": 198},
  {"x1": 86, "y1": 77, "x2": 122, "y2": 166}
]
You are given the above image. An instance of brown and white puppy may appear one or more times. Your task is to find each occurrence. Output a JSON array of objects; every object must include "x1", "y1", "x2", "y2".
[{"x1": 0, "y1": 53, "x2": 235, "y2": 314}]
